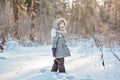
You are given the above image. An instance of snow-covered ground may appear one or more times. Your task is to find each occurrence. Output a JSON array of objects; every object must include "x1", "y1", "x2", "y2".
[{"x1": 0, "y1": 40, "x2": 120, "y2": 80}]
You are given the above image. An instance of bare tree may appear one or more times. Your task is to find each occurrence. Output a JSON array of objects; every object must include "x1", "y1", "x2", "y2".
[
  {"x1": 0, "y1": 0, "x2": 119, "y2": 45},
  {"x1": 13, "y1": 0, "x2": 19, "y2": 39},
  {"x1": 29, "y1": 0, "x2": 36, "y2": 41}
]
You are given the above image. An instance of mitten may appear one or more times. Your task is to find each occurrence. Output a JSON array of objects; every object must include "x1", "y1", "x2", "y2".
[{"x1": 52, "y1": 47, "x2": 56, "y2": 57}]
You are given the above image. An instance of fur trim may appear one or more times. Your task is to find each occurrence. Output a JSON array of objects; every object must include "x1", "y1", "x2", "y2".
[{"x1": 57, "y1": 18, "x2": 66, "y2": 27}]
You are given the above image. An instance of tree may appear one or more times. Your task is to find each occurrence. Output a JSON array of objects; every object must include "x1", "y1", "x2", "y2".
[
  {"x1": 0, "y1": 0, "x2": 5, "y2": 10},
  {"x1": 29, "y1": 0, "x2": 36, "y2": 41},
  {"x1": 13, "y1": 0, "x2": 19, "y2": 39}
]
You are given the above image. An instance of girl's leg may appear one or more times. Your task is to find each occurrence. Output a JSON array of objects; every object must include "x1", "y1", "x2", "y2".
[
  {"x1": 58, "y1": 58, "x2": 66, "y2": 73},
  {"x1": 51, "y1": 58, "x2": 58, "y2": 72}
]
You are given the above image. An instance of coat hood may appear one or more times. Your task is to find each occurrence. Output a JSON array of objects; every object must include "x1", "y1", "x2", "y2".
[
  {"x1": 53, "y1": 19, "x2": 58, "y2": 30},
  {"x1": 52, "y1": 18, "x2": 66, "y2": 30}
]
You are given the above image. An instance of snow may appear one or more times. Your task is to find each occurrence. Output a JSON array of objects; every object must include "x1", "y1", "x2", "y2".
[{"x1": 0, "y1": 40, "x2": 120, "y2": 80}]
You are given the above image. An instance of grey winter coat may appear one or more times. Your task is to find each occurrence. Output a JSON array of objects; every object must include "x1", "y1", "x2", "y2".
[{"x1": 52, "y1": 31, "x2": 71, "y2": 58}]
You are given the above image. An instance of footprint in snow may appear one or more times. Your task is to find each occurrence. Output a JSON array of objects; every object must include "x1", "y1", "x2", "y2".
[
  {"x1": 40, "y1": 69, "x2": 48, "y2": 73},
  {"x1": 55, "y1": 72, "x2": 64, "y2": 79},
  {"x1": 80, "y1": 75, "x2": 93, "y2": 80},
  {"x1": 40, "y1": 69, "x2": 74, "y2": 80},
  {"x1": 28, "y1": 71, "x2": 56, "y2": 80},
  {"x1": 65, "y1": 75, "x2": 74, "y2": 80},
  {"x1": 55, "y1": 72, "x2": 74, "y2": 80},
  {"x1": 0, "y1": 57, "x2": 6, "y2": 60}
]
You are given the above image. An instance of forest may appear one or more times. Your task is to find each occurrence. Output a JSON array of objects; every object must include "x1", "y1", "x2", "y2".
[{"x1": 0, "y1": 0, "x2": 119, "y2": 46}]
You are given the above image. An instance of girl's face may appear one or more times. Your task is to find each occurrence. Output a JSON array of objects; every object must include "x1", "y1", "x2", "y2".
[
  {"x1": 60, "y1": 27, "x2": 67, "y2": 34},
  {"x1": 58, "y1": 22, "x2": 66, "y2": 33}
]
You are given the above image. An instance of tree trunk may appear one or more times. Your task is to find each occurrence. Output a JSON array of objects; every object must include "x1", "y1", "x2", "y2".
[
  {"x1": 0, "y1": 0, "x2": 5, "y2": 9},
  {"x1": 30, "y1": 0, "x2": 35, "y2": 41},
  {"x1": 13, "y1": 0, "x2": 19, "y2": 39}
]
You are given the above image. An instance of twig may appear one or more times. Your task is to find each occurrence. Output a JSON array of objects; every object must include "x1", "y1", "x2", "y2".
[
  {"x1": 93, "y1": 35, "x2": 105, "y2": 69},
  {"x1": 109, "y1": 40, "x2": 120, "y2": 62}
]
